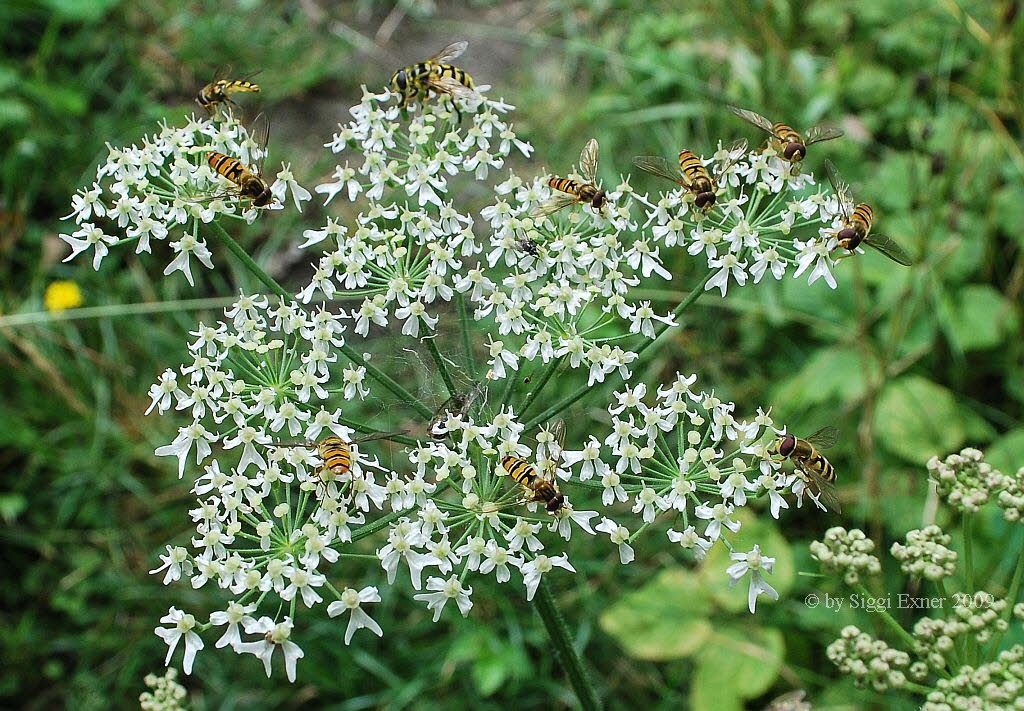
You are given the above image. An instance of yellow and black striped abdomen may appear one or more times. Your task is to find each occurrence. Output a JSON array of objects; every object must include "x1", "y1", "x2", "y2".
[
  {"x1": 678, "y1": 150, "x2": 710, "y2": 182},
  {"x1": 207, "y1": 152, "x2": 247, "y2": 186},
  {"x1": 773, "y1": 122, "x2": 802, "y2": 144},
  {"x1": 223, "y1": 79, "x2": 260, "y2": 94},
  {"x1": 549, "y1": 176, "x2": 584, "y2": 197},
  {"x1": 319, "y1": 436, "x2": 352, "y2": 477},
  {"x1": 433, "y1": 63, "x2": 474, "y2": 88},
  {"x1": 502, "y1": 456, "x2": 537, "y2": 487},
  {"x1": 851, "y1": 203, "x2": 874, "y2": 234}
]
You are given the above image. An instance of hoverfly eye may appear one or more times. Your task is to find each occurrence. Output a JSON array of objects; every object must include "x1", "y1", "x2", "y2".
[
  {"x1": 779, "y1": 435, "x2": 796, "y2": 456},
  {"x1": 695, "y1": 192, "x2": 715, "y2": 209},
  {"x1": 837, "y1": 227, "x2": 858, "y2": 247},
  {"x1": 393, "y1": 71, "x2": 407, "y2": 91},
  {"x1": 783, "y1": 143, "x2": 806, "y2": 161}
]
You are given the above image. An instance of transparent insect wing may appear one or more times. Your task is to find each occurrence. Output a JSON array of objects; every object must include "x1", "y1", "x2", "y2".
[
  {"x1": 632, "y1": 155, "x2": 689, "y2": 187},
  {"x1": 714, "y1": 138, "x2": 748, "y2": 183},
  {"x1": 427, "y1": 74, "x2": 480, "y2": 101},
  {"x1": 578, "y1": 138, "x2": 600, "y2": 184},
  {"x1": 865, "y1": 234, "x2": 914, "y2": 266},
  {"x1": 823, "y1": 160, "x2": 852, "y2": 220},
  {"x1": 802, "y1": 467, "x2": 842, "y2": 513},
  {"x1": 351, "y1": 430, "x2": 406, "y2": 444},
  {"x1": 728, "y1": 106, "x2": 779, "y2": 138},
  {"x1": 804, "y1": 124, "x2": 844, "y2": 146},
  {"x1": 531, "y1": 192, "x2": 579, "y2": 217},
  {"x1": 428, "y1": 40, "x2": 468, "y2": 64},
  {"x1": 805, "y1": 426, "x2": 839, "y2": 450},
  {"x1": 245, "y1": 112, "x2": 270, "y2": 175}
]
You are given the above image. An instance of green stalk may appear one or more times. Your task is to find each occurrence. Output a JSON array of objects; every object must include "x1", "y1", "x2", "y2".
[
  {"x1": 520, "y1": 356, "x2": 566, "y2": 415},
  {"x1": 986, "y1": 542, "x2": 1024, "y2": 658},
  {"x1": 854, "y1": 583, "x2": 918, "y2": 653},
  {"x1": 456, "y1": 293, "x2": 477, "y2": 378},
  {"x1": 425, "y1": 332, "x2": 457, "y2": 396},
  {"x1": 208, "y1": 221, "x2": 433, "y2": 418},
  {"x1": 524, "y1": 271, "x2": 712, "y2": 429},
  {"x1": 962, "y1": 512, "x2": 975, "y2": 591},
  {"x1": 533, "y1": 580, "x2": 601, "y2": 710}
]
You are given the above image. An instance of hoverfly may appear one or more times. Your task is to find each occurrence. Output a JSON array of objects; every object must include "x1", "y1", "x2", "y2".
[
  {"x1": 204, "y1": 113, "x2": 274, "y2": 207},
  {"x1": 632, "y1": 139, "x2": 747, "y2": 212},
  {"x1": 390, "y1": 41, "x2": 480, "y2": 121},
  {"x1": 770, "y1": 426, "x2": 840, "y2": 512},
  {"x1": 500, "y1": 420, "x2": 567, "y2": 513},
  {"x1": 824, "y1": 160, "x2": 913, "y2": 266},
  {"x1": 428, "y1": 385, "x2": 483, "y2": 440},
  {"x1": 273, "y1": 431, "x2": 405, "y2": 494},
  {"x1": 531, "y1": 138, "x2": 608, "y2": 218},
  {"x1": 196, "y1": 67, "x2": 261, "y2": 116},
  {"x1": 728, "y1": 105, "x2": 843, "y2": 167}
]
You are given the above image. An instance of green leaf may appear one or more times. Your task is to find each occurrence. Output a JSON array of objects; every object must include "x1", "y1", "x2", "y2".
[
  {"x1": 875, "y1": 376, "x2": 965, "y2": 464},
  {"x1": 599, "y1": 568, "x2": 713, "y2": 660},
  {"x1": 993, "y1": 185, "x2": 1024, "y2": 245},
  {"x1": 699, "y1": 510, "x2": 795, "y2": 613},
  {"x1": 939, "y1": 284, "x2": 1017, "y2": 352},
  {"x1": 771, "y1": 346, "x2": 878, "y2": 411},
  {"x1": 987, "y1": 428, "x2": 1024, "y2": 474},
  {"x1": 690, "y1": 625, "x2": 785, "y2": 710}
]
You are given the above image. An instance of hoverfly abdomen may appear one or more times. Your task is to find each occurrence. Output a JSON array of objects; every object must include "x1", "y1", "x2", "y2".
[
  {"x1": 206, "y1": 151, "x2": 272, "y2": 207},
  {"x1": 678, "y1": 149, "x2": 716, "y2": 209},
  {"x1": 501, "y1": 455, "x2": 537, "y2": 487},
  {"x1": 318, "y1": 436, "x2": 353, "y2": 479},
  {"x1": 207, "y1": 152, "x2": 246, "y2": 182}
]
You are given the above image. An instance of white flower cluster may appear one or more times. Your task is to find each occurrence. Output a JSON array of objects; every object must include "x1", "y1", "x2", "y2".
[
  {"x1": 149, "y1": 295, "x2": 397, "y2": 681},
  {"x1": 927, "y1": 447, "x2": 1006, "y2": 513},
  {"x1": 913, "y1": 593, "x2": 1010, "y2": 667},
  {"x1": 637, "y1": 143, "x2": 853, "y2": 295},
  {"x1": 922, "y1": 645, "x2": 1024, "y2": 711},
  {"x1": 139, "y1": 667, "x2": 188, "y2": 711},
  {"x1": 826, "y1": 625, "x2": 918, "y2": 692},
  {"x1": 60, "y1": 113, "x2": 309, "y2": 283},
  {"x1": 810, "y1": 526, "x2": 881, "y2": 585},
  {"x1": 890, "y1": 525, "x2": 957, "y2": 581}
]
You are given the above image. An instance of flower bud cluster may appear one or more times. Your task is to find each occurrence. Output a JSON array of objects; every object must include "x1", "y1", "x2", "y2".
[
  {"x1": 912, "y1": 592, "x2": 1010, "y2": 668},
  {"x1": 997, "y1": 466, "x2": 1024, "y2": 523},
  {"x1": 890, "y1": 525, "x2": 957, "y2": 581},
  {"x1": 922, "y1": 645, "x2": 1024, "y2": 711},
  {"x1": 826, "y1": 626, "x2": 915, "y2": 692},
  {"x1": 139, "y1": 668, "x2": 188, "y2": 711},
  {"x1": 927, "y1": 448, "x2": 1005, "y2": 513},
  {"x1": 810, "y1": 527, "x2": 881, "y2": 585}
]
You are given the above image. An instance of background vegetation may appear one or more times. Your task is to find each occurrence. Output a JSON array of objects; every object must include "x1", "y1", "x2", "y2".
[{"x1": 2, "y1": 0, "x2": 1022, "y2": 708}]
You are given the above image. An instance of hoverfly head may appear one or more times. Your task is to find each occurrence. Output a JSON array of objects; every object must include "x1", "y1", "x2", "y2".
[
  {"x1": 837, "y1": 226, "x2": 860, "y2": 250},
  {"x1": 547, "y1": 494, "x2": 565, "y2": 513},
  {"x1": 783, "y1": 142, "x2": 806, "y2": 162},
  {"x1": 777, "y1": 434, "x2": 797, "y2": 457},
  {"x1": 695, "y1": 191, "x2": 717, "y2": 211}
]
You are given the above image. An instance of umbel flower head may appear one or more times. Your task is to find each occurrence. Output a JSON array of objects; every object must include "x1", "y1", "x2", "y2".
[
  {"x1": 810, "y1": 526, "x2": 881, "y2": 585},
  {"x1": 890, "y1": 525, "x2": 957, "y2": 581},
  {"x1": 60, "y1": 113, "x2": 309, "y2": 284},
  {"x1": 827, "y1": 625, "x2": 917, "y2": 692}
]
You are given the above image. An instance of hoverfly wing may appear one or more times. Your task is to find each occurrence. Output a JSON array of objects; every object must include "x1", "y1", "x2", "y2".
[
  {"x1": 823, "y1": 159, "x2": 852, "y2": 221},
  {"x1": 428, "y1": 40, "x2": 468, "y2": 64},
  {"x1": 864, "y1": 234, "x2": 914, "y2": 266},
  {"x1": 426, "y1": 74, "x2": 481, "y2": 101},
  {"x1": 578, "y1": 138, "x2": 600, "y2": 184},
  {"x1": 713, "y1": 138, "x2": 748, "y2": 184},
  {"x1": 548, "y1": 418, "x2": 567, "y2": 468},
  {"x1": 805, "y1": 426, "x2": 839, "y2": 450},
  {"x1": 801, "y1": 465, "x2": 842, "y2": 514},
  {"x1": 632, "y1": 155, "x2": 688, "y2": 187},
  {"x1": 804, "y1": 124, "x2": 844, "y2": 146},
  {"x1": 244, "y1": 112, "x2": 270, "y2": 175},
  {"x1": 530, "y1": 192, "x2": 578, "y2": 217},
  {"x1": 728, "y1": 106, "x2": 779, "y2": 138},
  {"x1": 211, "y1": 64, "x2": 233, "y2": 83}
]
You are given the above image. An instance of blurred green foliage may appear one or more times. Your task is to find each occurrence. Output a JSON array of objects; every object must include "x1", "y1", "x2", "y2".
[{"x1": 2, "y1": 0, "x2": 1023, "y2": 708}]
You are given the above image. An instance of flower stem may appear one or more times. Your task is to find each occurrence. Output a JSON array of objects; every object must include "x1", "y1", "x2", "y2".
[
  {"x1": 986, "y1": 537, "x2": 1024, "y2": 658},
  {"x1": 533, "y1": 580, "x2": 601, "y2": 710},
  {"x1": 424, "y1": 332, "x2": 457, "y2": 397},
  {"x1": 524, "y1": 271, "x2": 712, "y2": 429},
  {"x1": 520, "y1": 356, "x2": 566, "y2": 415},
  {"x1": 962, "y1": 512, "x2": 975, "y2": 591},
  {"x1": 208, "y1": 221, "x2": 433, "y2": 419},
  {"x1": 457, "y1": 293, "x2": 477, "y2": 378},
  {"x1": 855, "y1": 583, "x2": 918, "y2": 652}
]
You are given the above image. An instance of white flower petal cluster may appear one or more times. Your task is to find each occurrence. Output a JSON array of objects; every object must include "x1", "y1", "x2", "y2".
[
  {"x1": 810, "y1": 526, "x2": 881, "y2": 585},
  {"x1": 60, "y1": 113, "x2": 308, "y2": 282},
  {"x1": 139, "y1": 667, "x2": 188, "y2": 711},
  {"x1": 637, "y1": 143, "x2": 851, "y2": 294}
]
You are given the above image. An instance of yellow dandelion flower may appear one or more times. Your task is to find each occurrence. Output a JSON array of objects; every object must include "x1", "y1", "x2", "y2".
[{"x1": 44, "y1": 280, "x2": 84, "y2": 312}]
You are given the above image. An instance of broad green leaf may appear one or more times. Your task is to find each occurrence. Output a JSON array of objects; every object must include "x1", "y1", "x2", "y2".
[
  {"x1": 986, "y1": 429, "x2": 1024, "y2": 475},
  {"x1": 993, "y1": 185, "x2": 1024, "y2": 245},
  {"x1": 939, "y1": 284, "x2": 1017, "y2": 352},
  {"x1": 875, "y1": 376, "x2": 965, "y2": 464},
  {"x1": 699, "y1": 510, "x2": 795, "y2": 613},
  {"x1": 690, "y1": 625, "x2": 785, "y2": 710},
  {"x1": 599, "y1": 568, "x2": 712, "y2": 660},
  {"x1": 771, "y1": 346, "x2": 877, "y2": 412}
]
